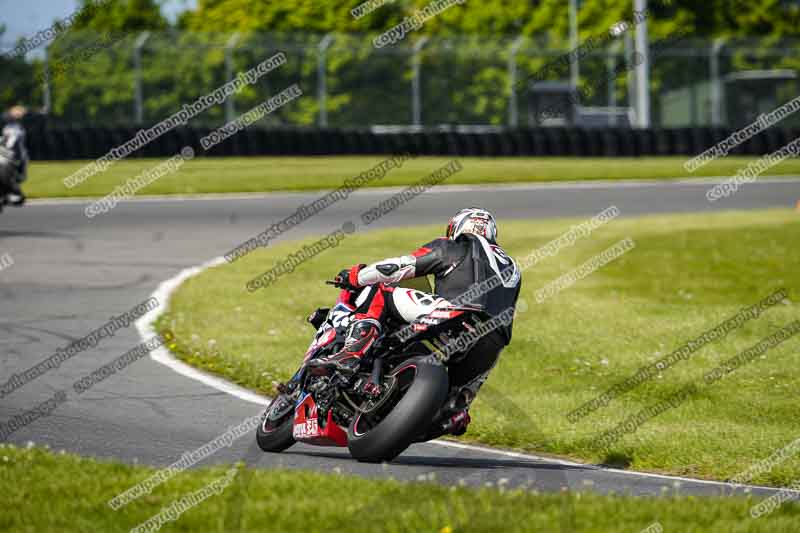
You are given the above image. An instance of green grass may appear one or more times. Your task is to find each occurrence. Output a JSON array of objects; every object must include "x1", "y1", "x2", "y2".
[
  {"x1": 159, "y1": 209, "x2": 800, "y2": 487},
  {"x1": 26, "y1": 155, "x2": 800, "y2": 198},
  {"x1": 2, "y1": 444, "x2": 798, "y2": 532}
]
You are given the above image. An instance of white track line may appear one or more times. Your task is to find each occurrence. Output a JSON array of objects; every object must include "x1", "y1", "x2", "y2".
[
  {"x1": 431, "y1": 439, "x2": 799, "y2": 493},
  {"x1": 135, "y1": 256, "x2": 269, "y2": 407},
  {"x1": 26, "y1": 175, "x2": 800, "y2": 207},
  {"x1": 137, "y1": 255, "x2": 798, "y2": 495}
]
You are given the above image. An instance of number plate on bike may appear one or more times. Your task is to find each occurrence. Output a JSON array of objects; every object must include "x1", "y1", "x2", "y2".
[{"x1": 293, "y1": 417, "x2": 320, "y2": 439}]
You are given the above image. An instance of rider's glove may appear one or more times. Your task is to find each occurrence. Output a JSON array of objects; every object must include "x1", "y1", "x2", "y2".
[{"x1": 333, "y1": 264, "x2": 365, "y2": 291}]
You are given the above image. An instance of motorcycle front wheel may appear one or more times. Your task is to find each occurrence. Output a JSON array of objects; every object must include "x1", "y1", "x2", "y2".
[{"x1": 256, "y1": 394, "x2": 296, "y2": 453}]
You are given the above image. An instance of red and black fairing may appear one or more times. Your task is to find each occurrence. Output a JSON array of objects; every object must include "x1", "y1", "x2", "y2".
[
  {"x1": 292, "y1": 393, "x2": 348, "y2": 446},
  {"x1": 301, "y1": 289, "x2": 357, "y2": 364},
  {"x1": 289, "y1": 289, "x2": 357, "y2": 447},
  {"x1": 288, "y1": 286, "x2": 488, "y2": 448}
]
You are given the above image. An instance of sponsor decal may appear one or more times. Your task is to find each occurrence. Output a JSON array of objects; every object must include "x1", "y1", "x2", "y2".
[{"x1": 293, "y1": 418, "x2": 319, "y2": 439}]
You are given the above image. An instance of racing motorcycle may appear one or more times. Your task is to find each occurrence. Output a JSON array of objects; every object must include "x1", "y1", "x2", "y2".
[
  {"x1": 256, "y1": 277, "x2": 489, "y2": 463},
  {"x1": 0, "y1": 123, "x2": 26, "y2": 213}
]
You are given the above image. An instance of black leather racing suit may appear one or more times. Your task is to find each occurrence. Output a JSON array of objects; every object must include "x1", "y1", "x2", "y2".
[
  {"x1": 407, "y1": 233, "x2": 522, "y2": 344},
  {"x1": 350, "y1": 233, "x2": 522, "y2": 390},
  {"x1": 0, "y1": 121, "x2": 28, "y2": 198}
]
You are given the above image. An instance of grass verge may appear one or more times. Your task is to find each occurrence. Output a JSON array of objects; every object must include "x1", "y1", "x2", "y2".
[
  {"x1": 2, "y1": 444, "x2": 799, "y2": 532},
  {"x1": 26, "y1": 155, "x2": 800, "y2": 199},
  {"x1": 159, "y1": 209, "x2": 800, "y2": 487}
]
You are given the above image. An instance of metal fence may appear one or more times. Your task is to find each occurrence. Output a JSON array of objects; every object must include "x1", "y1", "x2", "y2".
[{"x1": 2, "y1": 31, "x2": 799, "y2": 130}]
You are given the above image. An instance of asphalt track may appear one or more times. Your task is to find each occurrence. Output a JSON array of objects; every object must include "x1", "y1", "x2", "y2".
[{"x1": 2, "y1": 177, "x2": 800, "y2": 503}]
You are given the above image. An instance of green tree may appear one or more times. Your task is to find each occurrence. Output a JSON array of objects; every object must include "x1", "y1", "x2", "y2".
[
  {"x1": 43, "y1": 0, "x2": 169, "y2": 124},
  {"x1": 0, "y1": 26, "x2": 39, "y2": 111},
  {"x1": 5, "y1": 0, "x2": 799, "y2": 127}
]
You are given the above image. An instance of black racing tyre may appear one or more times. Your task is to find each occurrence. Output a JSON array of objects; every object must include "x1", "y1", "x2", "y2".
[
  {"x1": 256, "y1": 395, "x2": 296, "y2": 453},
  {"x1": 347, "y1": 356, "x2": 449, "y2": 463}
]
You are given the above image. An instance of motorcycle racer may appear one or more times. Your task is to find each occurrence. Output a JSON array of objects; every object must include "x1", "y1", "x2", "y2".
[
  {"x1": 307, "y1": 207, "x2": 522, "y2": 436},
  {"x1": 0, "y1": 106, "x2": 30, "y2": 207}
]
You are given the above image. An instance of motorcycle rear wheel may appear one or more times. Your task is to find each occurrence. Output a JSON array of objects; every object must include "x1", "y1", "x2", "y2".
[{"x1": 347, "y1": 356, "x2": 448, "y2": 463}]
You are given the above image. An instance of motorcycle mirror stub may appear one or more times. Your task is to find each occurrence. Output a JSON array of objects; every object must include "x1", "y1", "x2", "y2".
[{"x1": 307, "y1": 307, "x2": 330, "y2": 329}]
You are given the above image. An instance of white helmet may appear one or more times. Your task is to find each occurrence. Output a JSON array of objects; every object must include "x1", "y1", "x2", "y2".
[{"x1": 446, "y1": 207, "x2": 497, "y2": 244}]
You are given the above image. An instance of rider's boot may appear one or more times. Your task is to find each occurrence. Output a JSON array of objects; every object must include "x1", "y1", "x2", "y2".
[
  {"x1": 439, "y1": 389, "x2": 474, "y2": 436},
  {"x1": 306, "y1": 318, "x2": 382, "y2": 376},
  {"x1": 440, "y1": 409, "x2": 471, "y2": 436},
  {"x1": 417, "y1": 387, "x2": 476, "y2": 441}
]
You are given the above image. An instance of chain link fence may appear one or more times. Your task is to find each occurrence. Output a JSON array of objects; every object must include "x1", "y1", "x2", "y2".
[{"x1": 2, "y1": 31, "x2": 799, "y2": 130}]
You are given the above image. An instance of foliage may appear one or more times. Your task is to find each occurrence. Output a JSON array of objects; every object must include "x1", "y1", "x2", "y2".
[{"x1": 2, "y1": 0, "x2": 799, "y2": 126}]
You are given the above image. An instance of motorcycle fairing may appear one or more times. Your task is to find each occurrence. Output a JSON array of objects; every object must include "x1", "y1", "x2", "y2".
[
  {"x1": 292, "y1": 393, "x2": 348, "y2": 447},
  {"x1": 302, "y1": 302, "x2": 354, "y2": 363}
]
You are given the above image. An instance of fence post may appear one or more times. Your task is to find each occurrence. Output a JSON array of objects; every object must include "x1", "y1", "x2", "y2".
[
  {"x1": 508, "y1": 36, "x2": 524, "y2": 127},
  {"x1": 317, "y1": 33, "x2": 335, "y2": 127},
  {"x1": 606, "y1": 44, "x2": 617, "y2": 126},
  {"x1": 569, "y1": 0, "x2": 579, "y2": 89},
  {"x1": 133, "y1": 32, "x2": 151, "y2": 125},
  {"x1": 42, "y1": 46, "x2": 52, "y2": 114},
  {"x1": 632, "y1": 0, "x2": 650, "y2": 128},
  {"x1": 225, "y1": 33, "x2": 241, "y2": 123},
  {"x1": 710, "y1": 38, "x2": 725, "y2": 127},
  {"x1": 411, "y1": 37, "x2": 429, "y2": 127}
]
